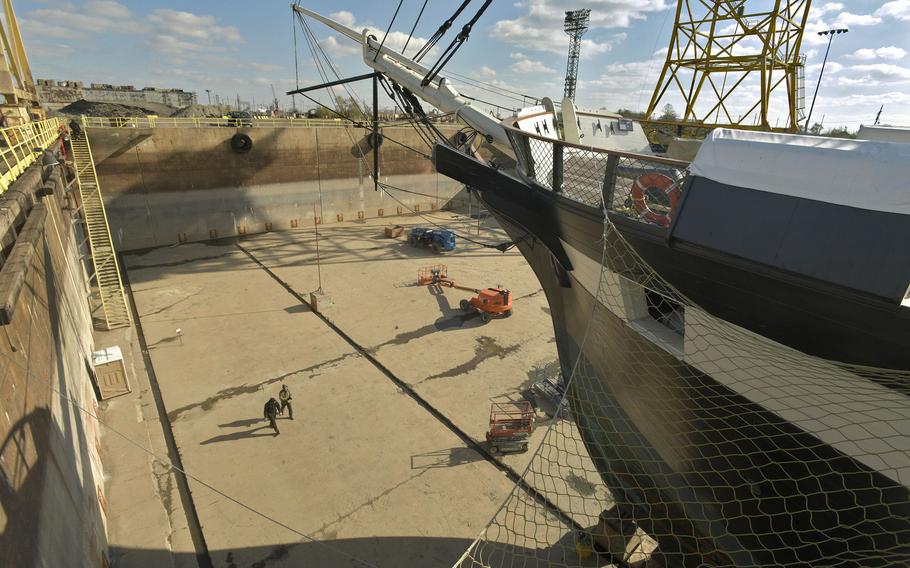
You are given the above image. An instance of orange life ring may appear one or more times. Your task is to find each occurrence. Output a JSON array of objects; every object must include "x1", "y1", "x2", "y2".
[{"x1": 631, "y1": 172, "x2": 680, "y2": 228}]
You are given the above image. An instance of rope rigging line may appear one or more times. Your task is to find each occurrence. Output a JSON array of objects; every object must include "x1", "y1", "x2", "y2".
[
  {"x1": 298, "y1": 13, "x2": 370, "y2": 116},
  {"x1": 414, "y1": 0, "x2": 473, "y2": 62},
  {"x1": 296, "y1": 13, "x2": 445, "y2": 163},
  {"x1": 292, "y1": 3, "x2": 301, "y2": 112},
  {"x1": 445, "y1": 69, "x2": 540, "y2": 105},
  {"x1": 402, "y1": 0, "x2": 430, "y2": 55},
  {"x1": 460, "y1": 94, "x2": 518, "y2": 113},
  {"x1": 295, "y1": 13, "x2": 377, "y2": 174},
  {"x1": 373, "y1": 0, "x2": 404, "y2": 62},
  {"x1": 382, "y1": 76, "x2": 451, "y2": 149},
  {"x1": 294, "y1": 92, "x2": 432, "y2": 160},
  {"x1": 377, "y1": 76, "x2": 438, "y2": 151},
  {"x1": 421, "y1": 0, "x2": 492, "y2": 87}
]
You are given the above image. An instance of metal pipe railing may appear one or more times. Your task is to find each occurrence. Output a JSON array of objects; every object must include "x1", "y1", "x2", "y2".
[
  {"x1": 499, "y1": 119, "x2": 689, "y2": 221},
  {"x1": 0, "y1": 117, "x2": 63, "y2": 194},
  {"x1": 79, "y1": 115, "x2": 454, "y2": 129}
]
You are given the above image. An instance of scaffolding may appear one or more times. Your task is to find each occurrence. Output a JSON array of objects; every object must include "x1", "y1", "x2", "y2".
[
  {"x1": 562, "y1": 9, "x2": 590, "y2": 102},
  {"x1": 646, "y1": 0, "x2": 812, "y2": 132}
]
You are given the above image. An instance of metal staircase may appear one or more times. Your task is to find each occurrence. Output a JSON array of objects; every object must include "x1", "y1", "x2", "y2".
[
  {"x1": 796, "y1": 54, "x2": 807, "y2": 123},
  {"x1": 70, "y1": 124, "x2": 131, "y2": 330}
]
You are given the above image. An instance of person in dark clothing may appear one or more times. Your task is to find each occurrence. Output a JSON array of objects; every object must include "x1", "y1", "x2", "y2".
[
  {"x1": 264, "y1": 397, "x2": 281, "y2": 435},
  {"x1": 279, "y1": 384, "x2": 293, "y2": 420},
  {"x1": 69, "y1": 119, "x2": 82, "y2": 138}
]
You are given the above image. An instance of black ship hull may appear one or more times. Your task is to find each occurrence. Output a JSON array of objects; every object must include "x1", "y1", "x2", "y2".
[{"x1": 435, "y1": 145, "x2": 910, "y2": 566}]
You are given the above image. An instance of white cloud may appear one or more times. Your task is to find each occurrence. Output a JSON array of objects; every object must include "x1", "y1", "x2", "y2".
[
  {"x1": 317, "y1": 13, "x2": 436, "y2": 59},
  {"x1": 805, "y1": 61, "x2": 844, "y2": 75},
  {"x1": 479, "y1": 65, "x2": 497, "y2": 79},
  {"x1": 811, "y1": 2, "x2": 844, "y2": 17},
  {"x1": 490, "y1": 0, "x2": 665, "y2": 55},
  {"x1": 148, "y1": 10, "x2": 243, "y2": 43},
  {"x1": 248, "y1": 62, "x2": 282, "y2": 73},
  {"x1": 493, "y1": 18, "x2": 616, "y2": 55},
  {"x1": 90, "y1": 1, "x2": 132, "y2": 20},
  {"x1": 145, "y1": 9, "x2": 243, "y2": 58},
  {"x1": 151, "y1": 34, "x2": 220, "y2": 56},
  {"x1": 330, "y1": 11, "x2": 357, "y2": 28},
  {"x1": 320, "y1": 36, "x2": 360, "y2": 58},
  {"x1": 846, "y1": 63, "x2": 910, "y2": 82},
  {"x1": 20, "y1": 0, "x2": 146, "y2": 39},
  {"x1": 831, "y1": 12, "x2": 882, "y2": 27},
  {"x1": 848, "y1": 46, "x2": 907, "y2": 61},
  {"x1": 510, "y1": 53, "x2": 557, "y2": 74},
  {"x1": 876, "y1": 0, "x2": 910, "y2": 21}
]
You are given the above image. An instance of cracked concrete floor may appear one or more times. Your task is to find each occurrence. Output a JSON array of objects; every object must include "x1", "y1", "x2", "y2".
[{"x1": 122, "y1": 213, "x2": 582, "y2": 567}]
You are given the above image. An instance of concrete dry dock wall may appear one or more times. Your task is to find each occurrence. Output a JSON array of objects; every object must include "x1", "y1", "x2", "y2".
[
  {"x1": 89, "y1": 125, "x2": 468, "y2": 250},
  {"x1": 0, "y1": 163, "x2": 107, "y2": 566}
]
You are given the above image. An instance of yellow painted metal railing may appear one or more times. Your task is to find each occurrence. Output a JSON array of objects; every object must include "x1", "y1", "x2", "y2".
[
  {"x1": 0, "y1": 117, "x2": 62, "y2": 193},
  {"x1": 80, "y1": 115, "x2": 454, "y2": 129},
  {"x1": 82, "y1": 116, "x2": 365, "y2": 129}
]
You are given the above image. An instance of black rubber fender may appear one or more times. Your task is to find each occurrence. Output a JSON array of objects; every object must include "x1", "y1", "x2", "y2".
[
  {"x1": 367, "y1": 131, "x2": 383, "y2": 149},
  {"x1": 230, "y1": 133, "x2": 253, "y2": 153}
]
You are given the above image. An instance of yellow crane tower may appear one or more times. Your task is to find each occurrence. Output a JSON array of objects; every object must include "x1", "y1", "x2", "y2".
[
  {"x1": 0, "y1": 0, "x2": 44, "y2": 125},
  {"x1": 646, "y1": 0, "x2": 812, "y2": 132}
]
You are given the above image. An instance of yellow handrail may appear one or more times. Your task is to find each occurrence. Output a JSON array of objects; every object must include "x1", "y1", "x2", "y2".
[
  {"x1": 79, "y1": 115, "x2": 454, "y2": 129},
  {"x1": 81, "y1": 116, "x2": 357, "y2": 129},
  {"x1": 0, "y1": 117, "x2": 62, "y2": 194}
]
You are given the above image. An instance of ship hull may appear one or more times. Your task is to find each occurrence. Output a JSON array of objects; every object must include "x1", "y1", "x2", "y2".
[{"x1": 435, "y1": 147, "x2": 910, "y2": 566}]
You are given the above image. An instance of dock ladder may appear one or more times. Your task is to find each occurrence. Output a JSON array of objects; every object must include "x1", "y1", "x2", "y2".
[{"x1": 70, "y1": 121, "x2": 131, "y2": 330}]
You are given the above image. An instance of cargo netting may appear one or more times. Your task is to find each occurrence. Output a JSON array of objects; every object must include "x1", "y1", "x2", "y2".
[{"x1": 455, "y1": 127, "x2": 910, "y2": 567}]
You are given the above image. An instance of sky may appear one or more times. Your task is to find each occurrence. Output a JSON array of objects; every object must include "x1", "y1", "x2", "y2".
[{"x1": 17, "y1": 0, "x2": 910, "y2": 129}]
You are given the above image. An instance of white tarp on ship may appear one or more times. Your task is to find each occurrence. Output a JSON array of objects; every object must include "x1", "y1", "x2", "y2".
[{"x1": 690, "y1": 128, "x2": 910, "y2": 215}]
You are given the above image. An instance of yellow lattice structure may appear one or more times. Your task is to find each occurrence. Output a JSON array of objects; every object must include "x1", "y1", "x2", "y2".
[{"x1": 646, "y1": 0, "x2": 811, "y2": 132}]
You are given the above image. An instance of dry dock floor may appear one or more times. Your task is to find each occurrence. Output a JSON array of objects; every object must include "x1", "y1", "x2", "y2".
[{"x1": 121, "y1": 212, "x2": 581, "y2": 567}]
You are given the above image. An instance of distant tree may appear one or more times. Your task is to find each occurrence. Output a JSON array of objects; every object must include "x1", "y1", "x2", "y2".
[
  {"x1": 616, "y1": 108, "x2": 647, "y2": 119},
  {"x1": 308, "y1": 96, "x2": 371, "y2": 121},
  {"x1": 804, "y1": 123, "x2": 856, "y2": 138},
  {"x1": 824, "y1": 126, "x2": 857, "y2": 139},
  {"x1": 658, "y1": 103, "x2": 678, "y2": 122}
]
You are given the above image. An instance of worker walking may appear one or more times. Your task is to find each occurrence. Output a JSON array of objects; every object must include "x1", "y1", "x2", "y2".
[
  {"x1": 264, "y1": 397, "x2": 281, "y2": 435},
  {"x1": 279, "y1": 384, "x2": 294, "y2": 420}
]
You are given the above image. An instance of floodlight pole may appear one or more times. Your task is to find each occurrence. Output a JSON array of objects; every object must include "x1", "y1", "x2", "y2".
[{"x1": 803, "y1": 28, "x2": 848, "y2": 133}]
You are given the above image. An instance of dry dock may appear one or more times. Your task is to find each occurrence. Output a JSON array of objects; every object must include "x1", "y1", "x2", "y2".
[{"x1": 110, "y1": 212, "x2": 564, "y2": 567}]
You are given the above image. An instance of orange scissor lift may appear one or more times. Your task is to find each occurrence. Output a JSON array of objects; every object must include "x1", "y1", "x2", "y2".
[
  {"x1": 486, "y1": 401, "x2": 535, "y2": 454},
  {"x1": 417, "y1": 265, "x2": 513, "y2": 323}
]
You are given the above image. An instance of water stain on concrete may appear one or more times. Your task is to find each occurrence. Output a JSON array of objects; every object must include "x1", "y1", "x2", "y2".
[{"x1": 422, "y1": 336, "x2": 521, "y2": 381}]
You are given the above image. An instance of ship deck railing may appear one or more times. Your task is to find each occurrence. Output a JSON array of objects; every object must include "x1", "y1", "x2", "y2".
[{"x1": 501, "y1": 120, "x2": 691, "y2": 222}]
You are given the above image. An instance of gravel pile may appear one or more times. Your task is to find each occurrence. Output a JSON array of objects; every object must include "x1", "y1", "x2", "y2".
[
  {"x1": 172, "y1": 104, "x2": 227, "y2": 117},
  {"x1": 56, "y1": 99, "x2": 161, "y2": 117}
]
